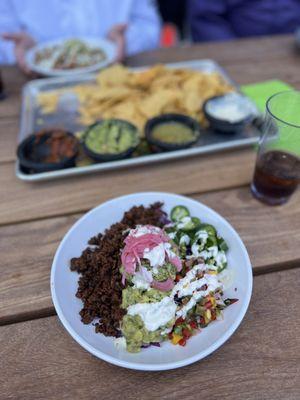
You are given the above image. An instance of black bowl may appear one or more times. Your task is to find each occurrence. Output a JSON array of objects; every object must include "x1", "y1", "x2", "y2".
[
  {"x1": 17, "y1": 130, "x2": 79, "y2": 174},
  {"x1": 203, "y1": 94, "x2": 254, "y2": 134},
  {"x1": 145, "y1": 113, "x2": 201, "y2": 152},
  {"x1": 82, "y1": 119, "x2": 140, "y2": 162}
]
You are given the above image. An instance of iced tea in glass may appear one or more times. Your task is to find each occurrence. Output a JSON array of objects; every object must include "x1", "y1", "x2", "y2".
[{"x1": 251, "y1": 91, "x2": 300, "y2": 205}]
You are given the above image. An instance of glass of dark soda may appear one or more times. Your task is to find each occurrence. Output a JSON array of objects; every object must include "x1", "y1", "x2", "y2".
[{"x1": 251, "y1": 91, "x2": 300, "y2": 205}]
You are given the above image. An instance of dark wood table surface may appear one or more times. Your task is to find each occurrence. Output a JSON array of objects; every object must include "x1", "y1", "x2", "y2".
[{"x1": 0, "y1": 34, "x2": 299, "y2": 400}]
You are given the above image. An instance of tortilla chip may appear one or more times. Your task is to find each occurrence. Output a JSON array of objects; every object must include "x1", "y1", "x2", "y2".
[
  {"x1": 37, "y1": 64, "x2": 234, "y2": 134},
  {"x1": 96, "y1": 64, "x2": 129, "y2": 87}
]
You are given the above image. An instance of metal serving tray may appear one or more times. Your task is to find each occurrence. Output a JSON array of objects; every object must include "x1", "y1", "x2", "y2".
[{"x1": 16, "y1": 59, "x2": 261, "y2": 182}]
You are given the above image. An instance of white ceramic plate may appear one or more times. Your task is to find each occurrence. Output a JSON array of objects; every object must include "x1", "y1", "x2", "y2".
[
  {"x1": 51, "y1": 192, "x2": 253, "y2": 371},
  {"x1": 25, "y1": 37, "x2": 117, "y2": 77}
]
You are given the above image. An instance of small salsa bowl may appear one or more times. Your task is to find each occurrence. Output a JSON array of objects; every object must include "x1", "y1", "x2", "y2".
[
  {"x1": 203, "y1": 93, "x2": 256, "y2": 133},
  {"x1": 82, "y1": 119, "x2": 140, "y2": 162},
  {"x1": 145, "y1": 114, "x2": 201, "y2": 152},
  {"x1": 17, "y1": 129, "x2": 79, "y2": 174}
]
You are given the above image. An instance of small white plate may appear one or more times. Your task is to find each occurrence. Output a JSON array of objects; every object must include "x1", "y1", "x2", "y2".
[
  {"x1": 25, "y1": 36, "x2": 117, "y2": 77},
  {"x1": 51, "y1": 192, "x2": 253, "y2": 371}
]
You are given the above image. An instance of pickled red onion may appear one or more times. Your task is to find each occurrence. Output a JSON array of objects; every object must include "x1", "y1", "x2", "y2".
[
  {"x1": 151, "y1": 278, "x2": 174, "y2": 291},
  {"x1": 121, "y1": 225, "x2": 181, "y2": 284}
]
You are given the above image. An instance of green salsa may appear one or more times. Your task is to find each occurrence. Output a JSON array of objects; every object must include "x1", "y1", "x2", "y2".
[
  {"x1": 151, "y1": 122, "x2": 196, "y2": 144},
  {"x1": 85, "y1": 120, "x2": 139, "y2": 154}
]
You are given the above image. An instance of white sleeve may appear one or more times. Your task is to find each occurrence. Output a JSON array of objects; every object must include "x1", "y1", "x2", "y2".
[
  {"x1": 125, "y1": 0, "x2": 161, "y2": 56},
  {"x1": 0, "y1": 1, "x2": 20, "y2": 64}
]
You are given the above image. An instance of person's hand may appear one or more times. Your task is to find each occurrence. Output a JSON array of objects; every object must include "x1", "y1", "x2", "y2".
[
  {"x1": 2, "y1": 32, "x2": 36, "y2": 75},
  {"x1": 107, "y1": 24, "x2": 127, "y2": 62}
]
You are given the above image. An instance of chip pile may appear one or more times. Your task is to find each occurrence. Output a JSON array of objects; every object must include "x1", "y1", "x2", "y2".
[{"x1": 37, "y1": 64, "x2": 233, "y2": 134}]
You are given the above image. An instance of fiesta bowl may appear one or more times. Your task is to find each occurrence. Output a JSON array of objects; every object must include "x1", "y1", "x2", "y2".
[{"x1": 51, "y1": 192, "x2": 252, "y2": 371}]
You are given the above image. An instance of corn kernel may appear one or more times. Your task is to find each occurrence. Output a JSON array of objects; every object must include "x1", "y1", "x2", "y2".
[
  {"x1": 205, "y1": 309, "x2": 211, "y2": 322},
  {"x1": 208, "y1": 270, "x2": 217, "y2": 275},
  {"x1": 171, "y1": 334, "x2": 182, "y2": 345}
]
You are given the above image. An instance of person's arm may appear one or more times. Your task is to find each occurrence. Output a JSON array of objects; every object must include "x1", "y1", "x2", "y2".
[
  {"x1": 188, "y1": 0, "x2": 237, "y2": 42},
  {"x1": 2, "y1": 32, "x2": 36, "y2": 73},
  {"x1": 0, "y1": 1, "x2": 20, "y2": 64},
  {"x1": 125, "y1": 0, "x2": 161, "y2": 55},
  {"x1": 0, "y1": 1, "x2": 35, "y2": 72}
]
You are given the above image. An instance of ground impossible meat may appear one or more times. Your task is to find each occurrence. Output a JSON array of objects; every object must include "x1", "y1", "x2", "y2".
[{"x1": 70, "y1": 202, "x2": 167, "y2": 337}]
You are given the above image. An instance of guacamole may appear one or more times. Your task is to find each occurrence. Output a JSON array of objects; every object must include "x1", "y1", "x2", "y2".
[
  {"x1": 121, "y1": 314, "x2": 174, "y2": 353},
  {"x1": 85, "y1": 120, "x2": 139, "y2": 154},
  {"x1": 153, "y1": 263, "x2": 177, "y2": 282},
  {"x1": 122, "y1": 287, "x2": 167, "y2": 309}
]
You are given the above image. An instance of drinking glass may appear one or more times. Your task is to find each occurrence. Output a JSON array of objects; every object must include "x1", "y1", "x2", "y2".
[
  {"x1": 251, "y1": 91, "x2": 300, "y2": 205},
  {"x1": 0, "y1": 70, "x2": 5, "y2": 101}
]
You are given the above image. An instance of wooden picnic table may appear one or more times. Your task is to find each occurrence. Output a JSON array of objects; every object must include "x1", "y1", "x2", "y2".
[{"x1": 0, "y1": 34, "x2": 299, "y2": 400}]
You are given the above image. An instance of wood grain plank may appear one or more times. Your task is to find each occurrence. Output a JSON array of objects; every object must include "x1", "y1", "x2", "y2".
[
  {"x1": 0, "y1": 93, "x2": 22, "y2": 120},
  {"x1": 0, "y1": 268, "x2": 299, "y2": 400},
  {"x1": 0, "y1": 118, "x2": 19, "y2": 163},
  {"x1": 0, "y1": 149, "x2": 256, "y2": 226},
  {"x1": 126, "y1": 34, "x2": 298, "y2": 67},
  {"x1": 0, "y1": 67, "x2": 26, "y2": 119},
  {"x1": 222, "y1": 59, "x2": 300, "y2": 88},
  {"x1": 0, "y1": 213, "x2": 78, "y2": 324},
  {"x1": 0, "y1": 187, "x2": 299, "y2": 324},
  {"x1": 1, "y1": 65, "x2": 28, "y2": 93}
]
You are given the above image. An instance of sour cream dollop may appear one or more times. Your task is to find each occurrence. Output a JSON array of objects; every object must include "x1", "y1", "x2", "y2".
[
  {"x1": 206, "y1": 93, "x2": 256, "y2": 123},
  {"x1": 126, "y1": 262, "x2": 224, "y2": 331},
  {"x1": 127, "y1": 297, "x2": 177, "y2": 331}
]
